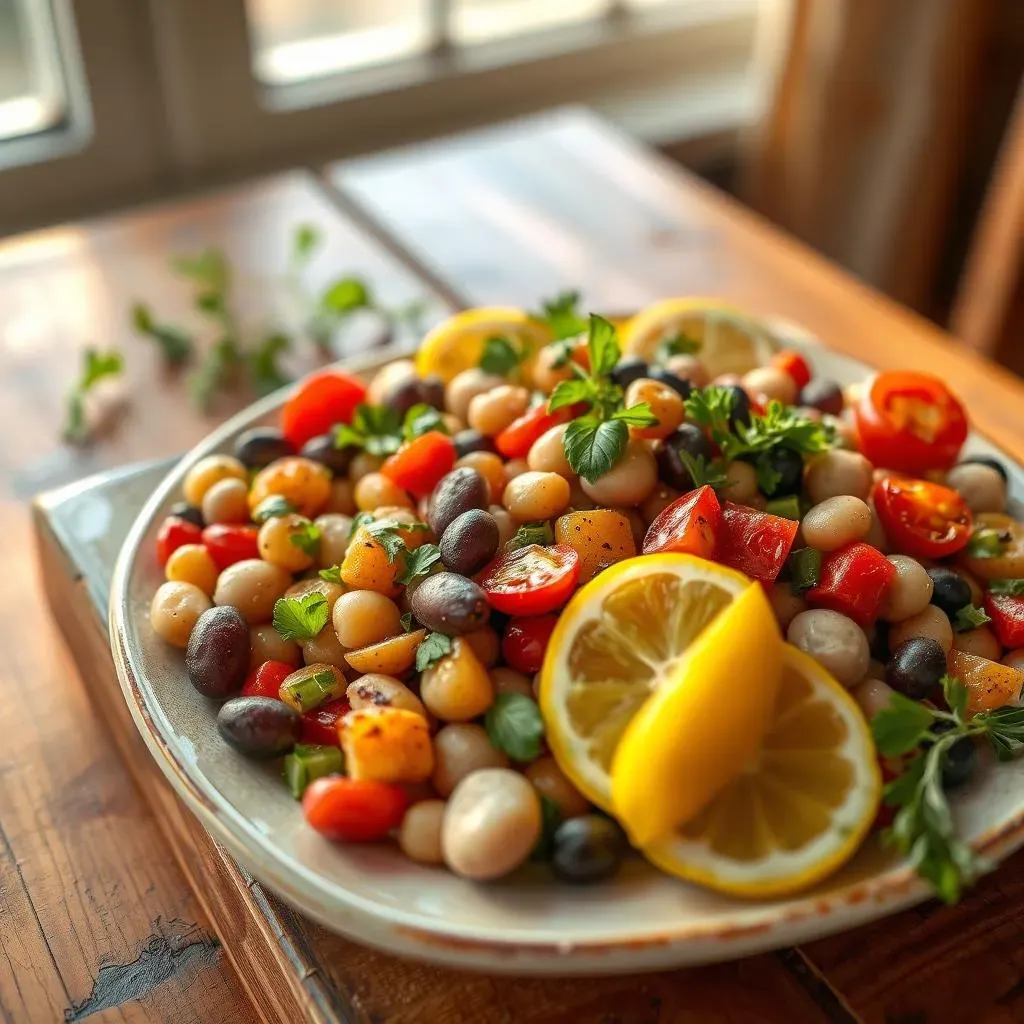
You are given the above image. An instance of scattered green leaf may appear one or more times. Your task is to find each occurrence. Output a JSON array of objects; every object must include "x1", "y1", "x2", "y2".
[
  {"x1": 485, "y1": 693, "x2": 545, "y2": 762},
  {"x1": 507, "y1": 522, "x2": 555, "y2": 551},
  {"x1": 953, "y1": 603, "x2": 992, "y2": 633},
  {"x1": 563, "y1": 416, "x2": 628, "y2": 483},
  {"x1": 988, "y1": 579, "x2": 1024, "y2": 596},
  {"x1": 530, "y1": 290, "x2": 587, "y2": 340},
  {"x1": 396, "y1": 543, "x2": 441, "y2": 586},
  {"x1": 62, "y1": 348, "x2": 125, "y2": 444},
  {"x1": 321, "y1": 277, "x2": 371, "y2": 315},
  {"x1": 273, "y1": 592, "x2": 329, "y2": 641},
  {"x1": 966, "y1": 528, "x2": 1007, "y2": 559},
  {"x1": 403, "y1": 403, "x2": 447, "y2": 441},
  {"x1": 130, "y1": 302, "x2": 194, "y2": 368},
  {"x1": 678, "y1": 451, "x2": 729, "y2": 491},
  {"x1": 334, "y1": 403, "x2": 403, "y2": 456},
  {"x1": 252, "y1": 495, "x2": 295, "y2": 523},
  {"x1": 288, "y1": 520, "x2": 322, "y2": 557},
  {"x1": 415, "y1": 631, "x2": 452, "y2": 672},
  {"x1": 656, "y1": 332, "x2": 701, "y2": 361},
  {"x1": 611, "y1": 402, "x2": 658, "y2": 427},
  {"x1": 318, "y1": 565, "x2": 342, "y2": 583},
  {"x1": 479, "y1": 335, "x2": 523, "y2": 376}
]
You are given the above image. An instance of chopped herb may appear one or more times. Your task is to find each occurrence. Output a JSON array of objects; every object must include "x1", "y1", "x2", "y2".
[
  {"x1": 679, "y1": 451, "x2": 730, "y2": 491},
  {"x1": 318, "y1": 565, "x2": 343, "y2": 583},
  {"x1": 953, "y1": 603, "x2": 992, "y2": 632},
  {"x1": 966, "y1": 528, "x2": 1006, "y2": 559},
  {"x1": 684, "y1": 386, "x2": 736, "y2": 435},
  {"x1": 479, "y1": 335, "x2": 523, "y2": 376},
  {"x1": 989, "y1": 579, "x2": 1024, "y2": 596},
  {"x1": 130, "y1": 302, "x2": 194, "y2": 368},
  {"x1": 403, "y1": 402, "x2": 447, "y2": 441},
  {"x1": 587, "y1": 313, "x2": 620, "y2": 378},
  {"x1": 507, "y1": 522, "x2": 555, "y2": 551},
  {"x1": 348, "y1": 510, "x2": 376, "y2": 538},
  {"x1": 530, "y1": 290, "x2": 587, "y2": 340},
  {"x1": 288, "y1": 520, "x2": 322, "y2": 557},
  {"x1": 333, "y1": 403, "x2": 403, "y2": 456},
  {"x1": 399, "y1": 611, "x2": 413, "y2": 632},
  {"x1": 548, "y1": 377, "x2": 595, "y2": 413},
  {"x1": 252, "y1": 495, "x2": 296, "y2": 523},
  {"x1": 363, "y1": 518, "x2": 429, "y2": 563},
  {"x1": 485, "y1": 693, "x2": 545, "y2": 762},
  {"x1": 612, "y1": 402, "x2": 659, "y2": 427},
  {"x1": 272, "y1": 593, "x2": 329, "y2": 641},
  {"x1": 415, "y1": 631, "x2": 452, "y2": 672},
  {"x1": 396, "y1": 543, "x2": 441, "y2": 586},
  {"x1": 62, "y1": 347, "x2": 125, "y2": 443}
]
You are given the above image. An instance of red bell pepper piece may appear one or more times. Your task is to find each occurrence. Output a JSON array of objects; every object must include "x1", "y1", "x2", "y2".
[
  {"x1": 380, "y1": 431, "x2": 456, "y2": 498},
  {"x1": 805, "y1": 542, "x2": 897, "y2": 626},
  {"x1": 495, "y1": 404, "x2": 571, "y2": 460},
  {"x1": 300, "y1": 698, "x2": 350, "y2": 747},
  {"x1": 202, "y1": 523, "x2": 260, "y2": 570},
  {"x1": 984, "y1": 592, "x2": 1024, "y2": 649},
  {"x1": 242, "y1": 660, "x2": 295, "y2": 700},
  {"x1": 281, "y1": 369, "x2": 366, "y2": 449},
  {"x1": 714, "y1": 502, "x2": 798, "y2": 583},
  {"x1": 643, "y1": 485, "x2": 722, "y2": 558}
]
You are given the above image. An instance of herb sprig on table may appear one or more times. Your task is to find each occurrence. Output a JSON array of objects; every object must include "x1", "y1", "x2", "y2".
[
  {"x1": 62, "y1": 348, "x2": 126, "y2": 443},
  {"x1": 871, "y1": 675, "x2": 1024, "y2": 902}
]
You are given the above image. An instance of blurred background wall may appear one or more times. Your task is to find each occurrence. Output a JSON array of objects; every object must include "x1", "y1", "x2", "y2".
[{"x1": 0, "y1": 0, "x2": 1020, "y2": 356}]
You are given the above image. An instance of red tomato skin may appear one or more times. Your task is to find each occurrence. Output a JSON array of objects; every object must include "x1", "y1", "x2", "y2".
[
  {"x1": 281, "y1": 370, "x2": 367, "y2": 449},
  {"x1": 805, "y1": 542, "x2": 898, "y2": 626},
  {"x1": 502, "y1": 615, "x2": 558, "y2": 674},
  {"x1": 872, "y1": 476, "x2": 972, "y2": 560},
  {"x1": 713, "y1": 503, "x2": 798, "y2": 583},
  {"x1": 853, "y1": 372, "x2": 968, "y2": 473},
  {"x1": 156, "y1": 517, "x2": 203, "y2": 566},
  {"x1": 772, "y1": 350, "x2": 812, "y2": 391},
  {"x1": 202, "y1": 524, "x2": 260, "y2": 569},
  {"x1": 480, "y1": 544, "x2": 581, "y2": 616},
  {"x1": 380, "y1": 432, "x2": 456, "y2": 498},
  {"x1": 300, "y1": 698, "x2": 350, "y2": 747},
  {"x1": 642, "y1": 485, "x2": 722, "y2": 557},
  {"x1": 984, "y1": 593, "x2": 1024, "y2": 648},
  {"x1": 302, "y1": 776, "x2": 409, "y2": 843},
  {"x1": 495, "y1": 405, "x2": 571, "y2": 460},
  {"x1": 241, "y1": 661, "x2": 294, "y2": 700}
]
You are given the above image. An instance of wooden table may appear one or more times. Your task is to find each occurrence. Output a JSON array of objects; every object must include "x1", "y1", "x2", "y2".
[{"x1": 6, "y1": 107, "x2": 1024, "y2": 1023}]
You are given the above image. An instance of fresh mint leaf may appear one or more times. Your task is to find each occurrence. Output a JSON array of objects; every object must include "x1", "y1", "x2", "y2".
[
  {"x1": 954, "y1": 604, "x2": 992, "y2": 632},
  {"x1": 548, "y1": 378, "x2": 595, "y2": 412},
  {"x1": 612, "y1": 402, "x2": 658, "y2": 427},
  {"x1": 252, "y1": 495, "x2": 295, "y2": 523},
  {"x1": 586, "y1": 314, "x2": 620, "y2": 379},
  {"x1": 396, "y1": 543, "x2": 441, "y2": 586},
  {"x1": 318, "y1": 565, "x2": 342, "y2": 583},
  {"x1": 507, "y1": 522, "x2": 555, "y2": 551},
  {"x1": 871, "y1": 693, "x2": 937, "y2": 757},
  {"x1": 288, "y1": 520, "x2": 322, "y2": 557},
  {"x1": 321, "y1": 277, "x2": 371, "y2": 315},
  {"x1": 485, "y1": 693, "x2": 545, "y2": 762},
  {"x1": 479, "y1": 335, "x2": 522, "y2": 376},
  {"x1": 531, "y1": 290, "x2": 587, "y2": 340},
  {"x1": 416, "y1": 631, "x2": 452, "y2": 672},
  {"x1": 273, "y1": 592, "x2": 329, "y2": 641},
  {"x1": 562, "y1": 416, "x2": 628, "y2": 483},
  {"x1": 989, "y1": 579, "x2": 1024, "y2": 596}
]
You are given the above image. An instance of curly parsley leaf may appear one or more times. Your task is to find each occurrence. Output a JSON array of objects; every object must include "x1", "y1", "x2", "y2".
[
  {"x1": 871, "y1": 692, "x2": 937, "y2": 757},
  {"x1": 273, "y1": 592, "x2": 329, "y2": 642},
  {"x1": 415, "y1": 631, "x2": 452, "y2": 672},
  {"x1": 954, "y1": 603, "x2": 992, "y2": 632},
  {"x1": 563, "y1": 416, "x2": 628, "y2": 483},
  {"x1": 288, "y1": 520, "x2": 322, "y2": 557},
  {"x1": 479, "y1": 335, "x2": 522, "y2": 376},
  {"x1": 684, "y1": 386, "x2": 736, "y2": 434},
  {"x1": 485, "y1": 693, "x2": 545, "y2": 762},
  {"x1": 396, "y1": 543, "x2": 441, "y2": 586},
  {"x1": 531, "y1": 290, "x2": 587, "y2": 340},
  {"x1": 988, "y1": 578, "x2": 1024, "y2": 596}
]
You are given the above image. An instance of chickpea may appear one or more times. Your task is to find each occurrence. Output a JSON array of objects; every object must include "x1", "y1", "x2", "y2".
[
  {"x1": 503, "y1": 471, "x2": 571, "y2": 521},
  {"x1": 1003, "y1": 648, "x2": 1024, "y2": 673},
  {"x1": 879, "y1": 555, "x2": 933, "y2": 622},
  {"x1": 366, "y1": 359, "x2": 416, "y2": 406},
  {"x1": 946, "y1": 463, "x2": 1007, "y2": 515},
  {"x1": 888, "y1": 604, "x2": 953, "y2": 654},
  {"x1": 284, "y1": 578, "x2": 345, "y2": 615},
  {"x1": 525, "y1": 755, "x2": 590, "y2": 818},
  {"x1": 446, "y1": 368, "x2": 505, "y2": 422},
  {"x1": 355, "y1": 472, "x2": 413, "y2": 513},
  {"x1": 639, "y1": 483, "x2": 680, "y2": 526},
  {"x1": 314, "y1": 513, "x2": 353, "y2": 568},
  {"x1": 258, "y1": 513, "x2": 318, "y2": 572},
  {"x1": 456, "y1": 451, "x2": 505, "y2": 502},
  {"x1": 349, "y1": 451, "x2": 384, "y2": 484},
  {"x1": 742, "y1": 366, "x2": 797, "y2": 405},
  {"x1": 723, "y1": 460, "x2": 758, "y2": 503},
  {"x1": 347, "y1": 674, "x2": 426, "y2": 718},
  {"x1": 580, "y1": 439, "x2": 657, "y2": 507},
  {"x1": 768, "y1": 581, "x2": 806, "y2": 631},
  {"x1": 432, "y1": 723, "x2": 509, "y2": 796},
  {"x1": 398, "y1": 800, "x2": 446, "y2": 864},
  {"x1": 804, "y1": 449, "x2": 873, "y2": 504},
  {"x1": 248, "y1": 457, "x2": 331, "y2": 518},
  {"x1": 489, "y1": 667, "x2": 534, "y2": 697},
  {"x1": 787, "y1": 609, "x2": 870, "y2": 687},
  {"x1": 301, "y1": 626, "x2": 350, "y2": 669},
  {"x1": 533, "y1": 343, "x2": 578, "y2": 393},
  {"x1": 490, "y1": 505, "x2": 517, "y2": 548},
  {"x1": 464, "y1": 626, "x2": 500, "y2": 668},
  {"x1": 249, "y1": 624, "x2": 301, "y2": 668},
  {"x1": 333, "y1": 590, "x2": 402, "y2": 649},
  {"x1": 503, "y1": 458, "x2": 530, "y2": 485},
  {"x1": 213, "y1": 559, "x2": 292, "y2": 624},
  {"x1": 183, "y1": 454, "x2": 246, "y2": 507},
  {"x1": 467, "y1": 385, "x2": 530, "y2": 438},
  {"x1": 665, "y1": 354, "x2": 709, "y2": 387},
  {"x1": 165, "y1": 544, "x2": 219, "y2": 596},
  {"x1": 324, "y1": 478, "x2": 357, "y2": 516},
  {"x1": 801, "y1": 496, "x2": 871, "y2": 551},
  {"x1": 201, "y1": 477, "x2": 250, "y2": 525},
  {"x1": 527, "y1": 424, "x2": 574, "y2": 478},
  {"x1": 851, "y1": 677, "x2": 895, "y2": 719},
  {"x1": 953, "y1": 626, "x2": 1002, "y2": 661},
  {"x1": 623, "y1": 379, "x2": 685, "y2": 440},
  {"x1": 150, "y1": 581, "x2": 211, "y2": 648},
  {"x1": 420, "y1": 637, "x2": 494, "y2": 721}
]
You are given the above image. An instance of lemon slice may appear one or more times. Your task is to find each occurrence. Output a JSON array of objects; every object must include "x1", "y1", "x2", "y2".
[
  {"x1": 611, "y1": 582, "x2": 783, "y2": 847},
  {"x1": 621, "y1": 298, "x2": 777, "y2": 377},
  {"x1": 539, "y1": 554, "x2": 752, "y2": 810},
  {"x1": 415, "y1": 307, "x2": 550, "y2": 382},
  {"x1": 642, "y1": 645, "x2": 881, "y2": 898}
]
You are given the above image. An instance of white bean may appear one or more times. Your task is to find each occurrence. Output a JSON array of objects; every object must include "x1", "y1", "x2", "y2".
[
  {"x1": 787, "y1": 609, "x2": 870, "y2": 687},
  {"x1": 801, "y1": 496, "x2": 871, "y2": 551}
]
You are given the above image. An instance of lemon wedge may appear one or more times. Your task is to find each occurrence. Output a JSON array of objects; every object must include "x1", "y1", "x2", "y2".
[
  {"x1": 611, "y1": 582, "x2": 783, "y2": 847},
  {"x1": 539, "y1": 554, "x2": 751, "y2": 810},
  {"x1": 641, "y1": 645, "x2": 881, "y2": 897}
]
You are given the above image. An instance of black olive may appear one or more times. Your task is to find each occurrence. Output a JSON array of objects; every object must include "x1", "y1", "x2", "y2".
[
  {"x1": 886, "y1": 637, "x2": 946, "y2": 700},
  {"x1": 927, "y1": 568, "x2": 972, "y2": 618},
  {"x1": 647, "y1": 365, "x2": 693, "y2": 399},
  {"x1": 798, "y1": 378, "x2": 844, "y2": 416},
  {"x1": 754, "y1": 448, "x2": 803, "y2": 497},
  {"x1": 452, "y1": 429, "x2": 496, "y2": 458},
  {"x1": 217, "y1": 697, "x2": 302, "y2": 759},
  {"x1": 657, "y1": 424, "x2": 712, "y2": 491},
  {"x1": 300, "y1": 433, "x2": 355, "y2": 475},
  {"x1": 551, "y1": 816, "x2": 628, "y2": 884},
  {"x1": 169, "y1": 502, "x2": 205, "y2": 528},
  {"x1": 186, "y1": 606, "x2": 250, "y2": 699},
  {"x1": 924, "y1": 721, "x2": 979, "y2": 790},
  {"x1": 958, "y1": 455, "x2": 1008, "y2": 484},
  {"x1": 440, "y1": 509, "x2": 500, "y2": 577},
  {"x1": 427, "y1": 467, "x2": 490, "y2": 537},
  {"x1": 410, "y1": 572, "x2": 490, "y2": 635},
  {"x1": 234, "y1": 427, "x2": 295, "y2": 469},
  {"x1": 723, "y1": 385, "x2": 751, "y2": 427},
  {"x1": 609, "y1": 357, "x2": 648, "y2": 390},
  {"x1": 383, "y1": 374, "x2": 446, "y2": 417},
  {"x1": 418, "y1": 375, "x2": 446, "y2": 410}
]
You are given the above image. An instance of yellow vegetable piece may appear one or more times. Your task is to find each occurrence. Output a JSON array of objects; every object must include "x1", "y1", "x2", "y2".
[
  {"x1": 344, "y1": 629, "x2": 427, "y2": 675},
  {"x1": 340, "y1": 706, "x2": 434, "y2": 783},
  {"x1": 611, "y1": 582, "x2": 782, "y2": 846},
  {"x1": 554, "y1": 510, "x2": 636, "y2": 583},
  {"x1": 340, "y1": 519, "x2": 426, "y2": 597},
  {"x1": 948, "y1": 648, "x2": 1024, "y2": 715},
  {"x1": 248, "y1": 456, "x2": 332, "y2": 519}
]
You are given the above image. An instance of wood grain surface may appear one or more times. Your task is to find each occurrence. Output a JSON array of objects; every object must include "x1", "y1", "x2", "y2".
[{"x1": 9, "y1": 107, "x2": 1024, "y2": 1022}]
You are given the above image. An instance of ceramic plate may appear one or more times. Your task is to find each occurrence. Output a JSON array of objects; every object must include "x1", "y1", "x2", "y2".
[{"x1": 109, "y1": 321, "x2": 1024, "y2": 974}]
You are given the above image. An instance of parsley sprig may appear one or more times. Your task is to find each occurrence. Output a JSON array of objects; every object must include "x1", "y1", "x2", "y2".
[
  {"x1": 953, "y1": 603, "x2": 992, "y2": 632},
  {"x1": 479, "y1": 336, "x2": 524, "y2": 376},
  {"x1": 63, "y1": 348, "x2": 126, "y2": 444},
  {"x1": 334, "y1": 402, "x2": 447, "y2": 456},
  {"x1": 531, "y1": 290, "x2": 588, "y2": 341},
  {"x1": 871, "y1": 675, "x2": 1024, "y2": 902},
  {"x1": 350, "y1": 514, "x2": 437, "y2": 586}
]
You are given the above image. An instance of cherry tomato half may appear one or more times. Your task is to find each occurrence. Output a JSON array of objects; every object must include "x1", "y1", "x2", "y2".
[
  {"x1": 242, "y1": 660, "x2": 295, "y2": 700},
  {"x1": 281, "y1": 369, "x2": 367, "y2": 449},
  {"x1": 302, "y1": 776, "x2": 408, "y2": 843},
  {"x1": 155, "y1": 516, "x2": 203, "y2": 566},
  {"x1": 479, "y1": 544, "x2": 580, "y2": 616},
  {"x1": 771, "y1": 349, "x2": 811, "y2": 391},
  {"x1": 714, "y1": 502, "x2": 797, "y2": 583},
  {"x1": 202, "y1": 523, "x2": 260, "y2": 569},
  {"x1": 872, "y1": 476, "x2": 972, "y2": 559},
  {"x1": 495, "y1": 404, "x2": 571, "y2": 460},
  {"x1": 501, "y1": 614, "x2": 558, "y2": 674},
  {"x1": 642, "y1": 485, "x2": 721, "y2": 557},
  {"x1": 300, "y1": 697, "x2": 350, "y2": 746},
  {"x1": 853, "y1": 371, "x2": 968, "y2": 473},
  {"x1": 380, "y1": 431, "x2": 456, "y2": 499}
]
